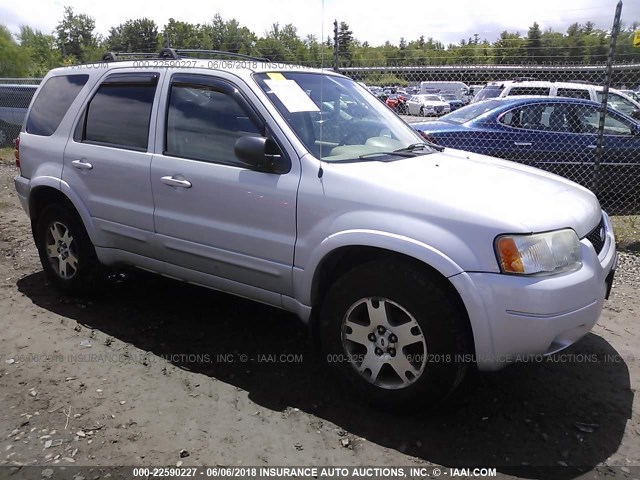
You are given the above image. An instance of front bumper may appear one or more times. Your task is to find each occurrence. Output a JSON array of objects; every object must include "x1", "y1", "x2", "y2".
[{"x1": 450, "y1": 212, "x2": 617, "y2": 371}]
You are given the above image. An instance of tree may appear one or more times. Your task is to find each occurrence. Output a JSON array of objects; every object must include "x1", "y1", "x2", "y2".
[
  {"x1": 493, "y1": 31, "x2": 525, "y2": 64},
  {"x1": 526, "y1": 22, "x2": 542, "y2": 63},
  {"x1": 106, "y1": 18, "x2": 159, "y2": 52},
  {"x1": 55, "y1": 6, "x2": 98, "y2": 62},
  {"x1": 162, "y1": 19, "x2": 206, "y2": 49},
  {"x1": 19, "y1": 26, "x2": 62, "y2": 76},
  {"x1": 0, "y1": 26, "x2": 30, "y2": 76},
  {"x1": 337, "y1": 21, "x2": 353, "y2": 66}
]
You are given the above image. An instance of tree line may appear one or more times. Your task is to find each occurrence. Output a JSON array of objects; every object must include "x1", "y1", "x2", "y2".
[{"x1": 1, "y1": 6, "x2": 639, "y2": 78}]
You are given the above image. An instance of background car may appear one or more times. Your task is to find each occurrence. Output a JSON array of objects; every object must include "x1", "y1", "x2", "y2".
[
  {"x1": 385, "y1": 94, "x2": 408, "y2": 114},
  {"x1": 406, "y1": 94, "x2": 451, "y2": 116},
  {"x1": 438, "y1": 93, "x2": 465, "y2": 111},
  {"x1": 474, "y1": 80, "x2": 640, "y2": 119},
  {"x1": 412, "y1": 96, "x2": 640, "y2": 211}
]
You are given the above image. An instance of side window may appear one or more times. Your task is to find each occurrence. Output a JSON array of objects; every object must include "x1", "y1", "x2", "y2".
[
  {"x1": 78, "y1": 73, "x2": 158, "y2": 151},
  {"x1": 557, "y1": 88, "x2": 590, "y2": 100},
  {"x1": 165, "y1": 83, "x2": 262, "y2": 166},
  {"x1": 574, "y1": 104, "x2": 632, "y2": 135},
  {"x1": 499, "y1": 108, "x2": 523, "y2": 128},
  {"x1": 26, "y1": 75, "x2": 89, "y2": 136},
  {"x1": 507, "y1": 87, "x2": 551, "y2": 96}
]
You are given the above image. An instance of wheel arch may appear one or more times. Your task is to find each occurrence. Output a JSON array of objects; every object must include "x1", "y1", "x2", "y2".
[
  {"x1": 302, "y1": 231, "x2": 474, "y2": 355},
  {"x1": 28, "y1": 184, "x2": 99, "y2": 246}
]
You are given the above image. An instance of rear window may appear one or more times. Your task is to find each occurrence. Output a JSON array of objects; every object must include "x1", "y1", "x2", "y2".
[
  {"x1": 506, "y1": 86, "x2": 551, "y2": 96},
  {"x1": 26, "y1": 75, "x2": 88, "y2": 136}
]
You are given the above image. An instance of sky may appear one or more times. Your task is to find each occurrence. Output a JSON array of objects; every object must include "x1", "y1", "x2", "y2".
[{"x1": 1, "y1": 0, "x2": 639, "y2": 47}]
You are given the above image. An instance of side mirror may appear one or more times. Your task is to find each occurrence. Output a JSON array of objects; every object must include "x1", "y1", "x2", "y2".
[
  {"x1": 631, "y1": 109, "x2": 640, "y2": 121},
  {"x1": 234, "y1": 136, "x2": 290, "y2": 174}
]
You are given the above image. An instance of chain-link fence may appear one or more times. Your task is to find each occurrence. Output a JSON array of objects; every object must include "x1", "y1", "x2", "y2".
[
  {"x1": 0, "y1": 78, "x2": 41, "y2": 148},
  {"x1": 336, "y1": 63, "x2": 640, "y2": 215},
  {"x1": 1, "y1": 62, "x2": 639, "y2": 214}
]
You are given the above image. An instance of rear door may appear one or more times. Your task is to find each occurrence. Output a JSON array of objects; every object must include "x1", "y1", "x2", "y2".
[
  {"x1": 63, "y1": 69, "x2": 165, "y2": 256},
  {"x1": 494, "y1": 101, "x2": 594, "y2": 184}
]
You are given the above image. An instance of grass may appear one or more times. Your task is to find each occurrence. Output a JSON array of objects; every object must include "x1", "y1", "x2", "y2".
[
  {"x1": 0, "y1": 147, "x2": 14, "y2": 165},
  {"x1": 0, "y1": 144, "x2": 637, "y2": 248},
  {"x1": 611, "y1": 215, "x2": 640, "y2": 251}
]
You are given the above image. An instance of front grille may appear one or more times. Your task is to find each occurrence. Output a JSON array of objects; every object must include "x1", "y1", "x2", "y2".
[
  {"x1": 435, "y1": 106, "x2": 443, "y2": 112},
  {"x1": 584, "y1": 216, "x2": 606, "y2": 255}
]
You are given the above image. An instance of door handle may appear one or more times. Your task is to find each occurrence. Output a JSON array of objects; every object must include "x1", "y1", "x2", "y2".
[
  {"x1": 161, "y1": 176, "x2": 192, "y2": 188},
  {"x1": 513, "y1": 142, "x2": 532, "y2": 146},
  {"x1": 71, "y1": 159, "x2": 93, "y2": 170},
  {"x1": 587, "y1": 145, "x2": 598, "y2": 149}
]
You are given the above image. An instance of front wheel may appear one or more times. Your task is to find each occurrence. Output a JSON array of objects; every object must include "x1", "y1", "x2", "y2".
[
  {"x1": 319, "y1": 259, "x2": 472, "y2": 410},
  {"x1": 35, "y1": 204, "x2": 102, "y2": 294}
]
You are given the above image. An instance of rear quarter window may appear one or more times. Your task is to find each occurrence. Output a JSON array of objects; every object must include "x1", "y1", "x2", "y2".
[{"x1": 26, "y1": 75, "x2": 89, "y2": 136}]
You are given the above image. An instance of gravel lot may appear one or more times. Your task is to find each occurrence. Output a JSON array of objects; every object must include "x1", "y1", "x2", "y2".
[{"x1": 0, "y1": 151, "x2": 639, "y2": 479}]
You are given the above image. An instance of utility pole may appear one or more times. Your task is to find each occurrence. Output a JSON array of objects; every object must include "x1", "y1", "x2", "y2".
[
  {"x1": 592, "y1": 0, "x2": 622, "y2": 195},
  {"x1": 333, "y1": 20, "x2": 339, "y2": 72}
]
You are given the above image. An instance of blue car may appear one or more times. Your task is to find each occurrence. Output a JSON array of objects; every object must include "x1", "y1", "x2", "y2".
[
  {"x1": 412, "y1": 97, "x2": 640, "y2": 213},
  {"x1": 438, "y1": 93, "x2": 465, "y2": 111}
]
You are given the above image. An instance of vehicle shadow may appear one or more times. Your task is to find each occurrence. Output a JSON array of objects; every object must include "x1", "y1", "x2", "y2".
[{"x1": 17, "y1": 270, "x2": 633, "y2": 480}]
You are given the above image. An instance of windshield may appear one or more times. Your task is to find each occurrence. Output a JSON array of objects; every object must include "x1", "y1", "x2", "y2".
[
  {"x1": 474, "y1": 86, "x2": 503, "y2": 102},
  {"x1": 440, "y1": 94, "x2": 457, "y2": 101},
  {"x1": 254, "y1": 72, "x2": 432, "y2": 162},
  {"x1": 598, "y1": 91, "x2": 639, "y2": 116},
  {"x1": 439, "y1": 99, "x2": 504, "y2": 124}
]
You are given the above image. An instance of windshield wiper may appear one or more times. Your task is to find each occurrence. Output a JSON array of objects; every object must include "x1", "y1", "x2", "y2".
[
  {"x1": 327, "y1": 151, "x2": 416, "y2": 163},
  {"x1": 358, "y1": 151, "x2": 417, "y2": 160},
  {"x1": 394, "y1": 142, "x2": 444, "y2": 153}
]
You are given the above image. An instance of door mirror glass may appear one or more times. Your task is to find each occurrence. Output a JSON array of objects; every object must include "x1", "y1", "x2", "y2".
[{"x1": 234, "y1": 136, "x2": 288, "y2": 173}]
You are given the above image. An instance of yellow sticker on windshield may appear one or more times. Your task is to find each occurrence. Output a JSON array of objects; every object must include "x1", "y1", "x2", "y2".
[{"x1": 267, "y1": 72, "x2": 286, "y2": 80}]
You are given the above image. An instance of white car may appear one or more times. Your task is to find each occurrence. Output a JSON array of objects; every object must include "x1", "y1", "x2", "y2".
[
  {"x1": 406, "y1": 94, "x2": 451, "y2": 116},
  {"x1": 14, "y1": 49, "x2": 616, "y2": 410},
  {"x1": 475, "y1": 80, "x2": 640, "y2": 119}
]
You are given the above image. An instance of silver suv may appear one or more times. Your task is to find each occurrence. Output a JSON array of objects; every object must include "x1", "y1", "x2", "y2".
[{"x1": 14, "y1": 50, "x2": 616, "y2": 409}]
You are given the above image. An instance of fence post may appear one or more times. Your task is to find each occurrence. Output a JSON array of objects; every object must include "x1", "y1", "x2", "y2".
[{"x1": 592, "y1": 0, "x2": 623, "y2": 195}]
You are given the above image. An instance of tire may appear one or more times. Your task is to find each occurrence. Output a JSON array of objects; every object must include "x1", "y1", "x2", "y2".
[
  {"x1": 35, "y1": 204, "x2": 102, "y2": 294},
  {"x1": 419, "y1": 107, "x2": 425, "y2": 117},
  {"x1": 319, "y1": 259, "x2": 472, "y2": 411}
]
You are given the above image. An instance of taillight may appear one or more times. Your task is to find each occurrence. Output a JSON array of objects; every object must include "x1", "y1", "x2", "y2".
[
  {"x1": 418, "y1": 131, "x2": 439, "y2": 145},
  {"x1": 14, "y1": 136, "x2": 20, "y2": 169}
]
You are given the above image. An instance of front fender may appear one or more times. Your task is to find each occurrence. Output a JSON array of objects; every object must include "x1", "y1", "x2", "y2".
[{"x1": 293, "y1": 229, "x2": 465, "y2": 306}]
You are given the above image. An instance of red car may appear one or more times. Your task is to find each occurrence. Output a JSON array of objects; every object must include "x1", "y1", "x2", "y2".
[{"x1": 385, "y1": 94, "x2": 408, "y2": 114}]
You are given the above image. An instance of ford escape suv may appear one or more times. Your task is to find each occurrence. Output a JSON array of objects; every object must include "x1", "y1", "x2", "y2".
[{"x1": 14, "y1": 49, "x2": 617, "y2": 409}]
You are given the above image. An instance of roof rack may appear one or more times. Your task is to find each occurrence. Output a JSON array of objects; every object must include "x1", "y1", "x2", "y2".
[
  {"x1": 101, "y1": 48, "x2": 269, "y2": 63},
  {"x1": 102, "y1": 48, "x2": 180, "y2": 62},
  {"x1": 174, "y1": 49, "x2": 269, "y2": 63}
]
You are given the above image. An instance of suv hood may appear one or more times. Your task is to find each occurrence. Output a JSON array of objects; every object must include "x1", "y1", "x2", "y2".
[{"x1": 322, "y1": 148, "x2": 601, "y2": 238}]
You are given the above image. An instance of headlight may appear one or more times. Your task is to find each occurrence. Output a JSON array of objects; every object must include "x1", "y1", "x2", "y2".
[{"x1": 495, "y1": 229, "x2": 582, "y2": 275}]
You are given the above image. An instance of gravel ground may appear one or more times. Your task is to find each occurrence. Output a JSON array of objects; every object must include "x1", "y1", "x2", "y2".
[{"x1": 0, "y1": 153, "x2": 639, "y2": 479}]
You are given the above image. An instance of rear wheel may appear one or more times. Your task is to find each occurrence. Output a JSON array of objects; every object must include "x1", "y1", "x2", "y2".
[
  {"x1": 319, "y1": 259, "x2": 472, "y2": 410},
  {"x1": 419, "y1": 107, "x2": 425, "y2": 117},
  {"x1": 35, "y1": 204, "x2": 102, "y2": 294}
]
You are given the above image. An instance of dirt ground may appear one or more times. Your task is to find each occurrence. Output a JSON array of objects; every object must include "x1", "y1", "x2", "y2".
[{"x1": 0, "y1": 150, "x2": 639, "y2": 479}]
